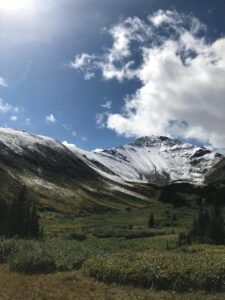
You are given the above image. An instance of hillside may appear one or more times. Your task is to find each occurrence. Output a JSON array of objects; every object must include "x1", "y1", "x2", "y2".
[
  {"x1": 0, "y1": 128, "x2": 157, "y2": 212},
  {"x1": 83, "y1": 136, "x2": 222, "y2": 185},
  {"x1": 0, "y1": 128, "x2": 223, "y2": 213}
]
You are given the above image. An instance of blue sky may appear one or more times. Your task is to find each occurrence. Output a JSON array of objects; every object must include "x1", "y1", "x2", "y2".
[{"x1": 0, "y1": 0, "x2": 225, "y2": 150}]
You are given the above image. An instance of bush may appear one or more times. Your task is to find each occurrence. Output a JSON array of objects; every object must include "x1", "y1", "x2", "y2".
[
  {"x1": 0, "y1": 238, "x2": 37, "y2": 263},
  {"x1": 125, "y1": 231, "x2": 156, "y2": 239},
  {"x1": 65, "y1": 232, "x2": 87, "y2": 241},
  {"x1": 0, "y1": 238, "x2": 89, "y2": 273},
  {"x1": 92, "y1": 231, "x2": 114, "y2": 238},
  {"x1": 83, "y1": 250, "x2": 225, "y2": 292},
  {"x1": 9, "y1": 249, "x2": 56, "y2": 274}
]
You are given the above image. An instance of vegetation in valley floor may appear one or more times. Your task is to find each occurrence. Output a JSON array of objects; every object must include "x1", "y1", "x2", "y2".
[{"x1": 0, "y1": 192, "x2": 225, "y2": 299}]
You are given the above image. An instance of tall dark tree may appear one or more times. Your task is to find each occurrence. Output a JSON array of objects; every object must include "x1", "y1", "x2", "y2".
[
  {"x1": 208, "y1": 204, "x2": 225, "y2": 245},
  {"x1": 0, "y1": 186, "x2": 42, "y2": 239},
  {"x1": 29, "y1": 206, "x2": 40, "y2": 239},
  {"x1": 0, "y1": 199, "x2": 8, "y2": 236},
  {"x1": 148, "y1": 213, "x2": 155, "y2": 228},
  {"x1": 187, "y1": 202, "x2": 225, "y2": 245}
]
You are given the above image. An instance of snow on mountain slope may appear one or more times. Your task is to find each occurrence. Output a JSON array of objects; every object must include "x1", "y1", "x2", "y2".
[
  {"x1": 0, "y1": 128, "x2": 222, "y2": 186},
  {"x1": 0, "y1": 127, "x2": 69, "y2": 155},
  {"x1": 83, "y1": 136, "x2": 223, "y2": 185},
  {"x1": 0, "y1": 127, "x2": 100, "y2": 184}
]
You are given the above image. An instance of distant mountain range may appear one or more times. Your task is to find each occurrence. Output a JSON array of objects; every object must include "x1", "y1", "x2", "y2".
[{"x1": 0, "y1": 128, "x2": 224, "y2": 212}]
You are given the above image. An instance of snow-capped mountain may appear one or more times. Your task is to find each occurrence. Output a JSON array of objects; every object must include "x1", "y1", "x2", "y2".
[
  {"x1": 0, "y1": 127, "x2": 224, "y2": 212},
  {"x1": 0, "y1": 128, "x2": 223, "y2": 187},
  {"x1": 83, "y1": 136, "x2": 223, "y2": 185}
]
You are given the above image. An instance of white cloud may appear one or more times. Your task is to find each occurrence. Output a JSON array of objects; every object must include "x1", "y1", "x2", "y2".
[
  {"x1": 96, "y1": 112, "x2": 109, "y2": 128},
  {"x1": 93, "y1": 148, "x2": 103, "y2": 153},
  {"x1": 46, "y1": 114, "x2": 56, "y2": 124},
  {"x1": 84, "y1": 72, "x2": 95, "y2": 80},
  {"x1": 69, "y1": 53, "x2": 96, "y2": 80},
  {"x1": 10, "y1": 115, "x2": 18, "y2": 122},
  {"x1": 70, "y1": 53, "x2": 94, "y2": 69},
  {"x1": 149, "y1": 10, "x2": 175, "y2": 27},
  {"x1": 101, "y1": 100, "x2": 112, "y2": 109},
  {"x1": 0, "y1": 99, "x2": 20, "y2": 115},
  {"x1": 0, "y1": 98, "x2": 12, "y2": 113},
  {"x1": 0, "y1": 77, "x2": 7, "y2": 87},
  {"x1": 73, "y1": 10, "x2": 225, "y2": 150},
  {"x1": 62, "y1": 141, "x2": 77, "y2": 150}
]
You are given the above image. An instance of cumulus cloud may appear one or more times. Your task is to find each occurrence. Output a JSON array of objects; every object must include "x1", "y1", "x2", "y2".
[
  {"x1": 93, "y1": 148, "x2": 103, "y2": 153},
  {"x1": 0, "y1": 76, "x2": 7, "y2": 87},
  {"x1": 0, "y1": 98, "x2": 19, "y2": 114},
  {"x1": 69, "y1": 53, "x2": 96, "y2": 80},
  {"x1": 0, "y1": 99, "x2": 12, "y2": 113},
  {"x1": 46, "y1": 113, "x2": 56, "y2": 124},
  {"x1": 62, "y1": 141, "x2": 77, "y2": 150},
  {"x1": 73, "y1": 10, "x2": 225, "y2": 150}
]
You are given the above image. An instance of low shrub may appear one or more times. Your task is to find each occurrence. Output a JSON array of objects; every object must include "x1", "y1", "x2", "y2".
[
  {"x1": 92, "y1": 231, "x2": 114, "y2": 238},
  {"x1": 0, "y1": 238, "x2": 38, "y2": 263},
  {"x1": 83, "y1": 250, "x2": 225, "y2": 292},
  {"x1": 65, "y1": 232, "x2": 87, "y2": 241},
  {"x1": 9, "y1": 249, "x2": 56, "y2": 274},
  {"x1": 125, "y1": 231, "x2": 156, "y2": 239}
]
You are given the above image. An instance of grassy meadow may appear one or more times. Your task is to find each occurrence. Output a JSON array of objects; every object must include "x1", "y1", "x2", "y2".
[{"x1": 0, "y1": 198, "x2": 225, "y2": 299}]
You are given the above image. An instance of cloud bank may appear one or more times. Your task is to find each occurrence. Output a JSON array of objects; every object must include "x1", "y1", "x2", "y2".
[{"x1": 71, "y1": 10, "x2": 225, "y2": 150}]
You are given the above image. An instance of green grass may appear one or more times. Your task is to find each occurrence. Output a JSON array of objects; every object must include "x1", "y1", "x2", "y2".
[
  {"x1": 1, "y1": 197, "x2": 225, "y2": 298},
  {"x1": 83, "y1": 248, "x2": 225, "y2": 292}
]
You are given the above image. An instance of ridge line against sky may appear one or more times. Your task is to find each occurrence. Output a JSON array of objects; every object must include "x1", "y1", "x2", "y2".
[{"x1": 0, "y1": 0, "x2": 225, "y2": 152}]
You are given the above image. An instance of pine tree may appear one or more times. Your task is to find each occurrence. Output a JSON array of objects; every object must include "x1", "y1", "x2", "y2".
[
  {"x1": 189, "y1": 203, "x2": 225, "y2": 245},
  {"x1": 9, "y1": 186, "x2": 42, "y2": 239},
  {"x1": 30, "y1": 206, "x2": 40, "y2": 239},
  {"x1": 172, "y1": 213, "x2": 177, "y2": 221},
  {"x1": 0, "y1": 199, "x2": 8, "y2": 236},
  {"x1": 208, "y1": 204, "x2": 225, "y2": 245},
  {"x1": 148, "y1": 213, "x2": 155, "y2": 228}
]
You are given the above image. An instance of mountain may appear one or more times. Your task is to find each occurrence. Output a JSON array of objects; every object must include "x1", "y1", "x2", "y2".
[
  {"x1": 205, "y1": 157, "x2": 225, "y2": 185},
  {"x1": 0, "y1": 128, "x2": 156, "y2": 212},
  {"x1": 82, "y1": 136, "x2": 223, "y2": 185},
  {"x1": 0, "y1": 128, "x2": 223, "y2": 212}
]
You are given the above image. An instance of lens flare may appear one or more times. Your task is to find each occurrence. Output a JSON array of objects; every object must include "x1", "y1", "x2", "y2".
[{"x1": 0, "y1": 0, "x2": 35, "y2": 14}]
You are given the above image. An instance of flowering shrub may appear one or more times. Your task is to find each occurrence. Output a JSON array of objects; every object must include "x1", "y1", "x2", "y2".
[{"x1": 83, "y1": 250, "x2": 225, "y2": 292}]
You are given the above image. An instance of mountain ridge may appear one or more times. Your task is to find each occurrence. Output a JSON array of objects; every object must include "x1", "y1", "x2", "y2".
[{"x1": 0, "y1": 127, "x2": 224, "y2": 212}]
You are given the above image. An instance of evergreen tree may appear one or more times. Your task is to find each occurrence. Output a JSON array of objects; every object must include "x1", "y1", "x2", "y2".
[
  {"x1": 188, "y1": 202, "x2": 225, "y2": 245},
  {"x1": 8, "y1": 186, "x2": 42, "y2": 239},
  {"x1": 172, "y1": 213, "x2": 177, "y2": 221},
  {"x1": 208, "y1": 204, "x2": 225, "y2": 245},
  {"x1": 148, "y1": 213, "x2": 155, "y2": 228},
  {"x1": 30, "y1": 206, "x2": 40, "y2": 239},
  {"x1": 0, "y1": 199, "x2": 8, "y2": 236}
]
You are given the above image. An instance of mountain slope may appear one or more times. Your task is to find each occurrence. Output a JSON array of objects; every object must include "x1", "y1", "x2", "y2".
[
  {"x1": 0, "y1": 128, "x2": 223, "y2": 212},
  {"x1": 84, "y1": 136, "x2": 223, "y2": 185},
  {"x1": 0, "y1": 128, "x2": 155, "y2": 212},
  {"x1": 205, "y1": 157, "x2": 225, "y2": 185}
]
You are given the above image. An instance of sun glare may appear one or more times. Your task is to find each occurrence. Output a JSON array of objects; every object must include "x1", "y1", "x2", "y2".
[{"x1": 0, "y1": 0, "x2": 36, "y2": 14}]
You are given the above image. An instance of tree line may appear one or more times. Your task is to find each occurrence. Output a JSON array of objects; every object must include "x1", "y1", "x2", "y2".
[
  {"x1": 0, "y1": 186, "x2": 42, "y2": 239},
  {"x1": 179, "y1": 201, "x2": 225, "y2": 246}
]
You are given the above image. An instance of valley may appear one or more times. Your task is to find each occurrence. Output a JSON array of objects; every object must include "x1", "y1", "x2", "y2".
[{"x1": 0, "y1": 128, "x2": 225, "y2": 299}]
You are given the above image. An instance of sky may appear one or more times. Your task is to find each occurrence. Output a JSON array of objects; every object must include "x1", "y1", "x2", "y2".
[{"x1": 0, "y1": 0, "x2": 225, "y2": 151}]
